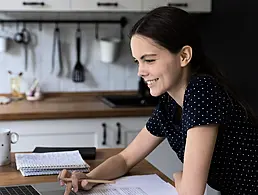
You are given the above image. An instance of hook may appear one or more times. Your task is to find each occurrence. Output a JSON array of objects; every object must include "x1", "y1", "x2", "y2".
[
  {"x1": 120, "y1": 25, "x2": 123, "y2": 40},
  {"x1": 95, "y1": 23, "x2": 99, "y2": 40},
  {"x1": 38, "y1": 21, "x2": 42, "y2": 31},
  {"x1": 119, "y1": 17, "x2": 128, "y2": 40},
  {"x1": 16, "y1": 22, "x2": 19, "y2": 31},
  {"x1": 22, "y1": 22, "x2": 26, "y2": 30},
  {"x1": 55, "y1": 22, "x2": 59, "y2": 29},
  {"x1": 1, "y1": 20, "x2": 4, "y2": 31}
]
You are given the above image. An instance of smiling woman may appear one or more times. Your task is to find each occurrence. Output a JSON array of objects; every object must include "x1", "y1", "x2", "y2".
[
  {"x1": 128, "y1": 6, "x2": 258, "y2": 195},
  {"x1": 59, "y1": 6, "x2": 258, "y2": 195}
]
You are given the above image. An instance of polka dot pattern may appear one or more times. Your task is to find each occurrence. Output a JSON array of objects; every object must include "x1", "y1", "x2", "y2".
[{"x1": 146, "y1": 75, "x2": 258, "y2": 194}]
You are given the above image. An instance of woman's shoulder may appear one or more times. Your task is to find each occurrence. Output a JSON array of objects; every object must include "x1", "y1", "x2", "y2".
[
  {"x1": 186, "y1": 74, "x2": 225, "y2": 95},
  {"x1": 188, "y1": 74, "x2": 220, "y2": 88},
  {"x1": 184, "y1": 74, "x2": 231, "y2": 106}
]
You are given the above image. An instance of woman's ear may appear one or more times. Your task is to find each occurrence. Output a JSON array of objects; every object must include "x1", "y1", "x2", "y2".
[{"x1": 180, "y1": 46, "x2": 192, "y2": 67}]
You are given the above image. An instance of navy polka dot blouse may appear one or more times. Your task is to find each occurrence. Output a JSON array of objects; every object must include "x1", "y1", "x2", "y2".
[{"x1": 146, "y1": 75, "x2": 258, "y2": 194}]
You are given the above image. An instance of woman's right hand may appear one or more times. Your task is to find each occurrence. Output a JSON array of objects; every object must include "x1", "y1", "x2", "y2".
[{"x1": 58, "y1": 169, "x2": 96, "y2": 195}]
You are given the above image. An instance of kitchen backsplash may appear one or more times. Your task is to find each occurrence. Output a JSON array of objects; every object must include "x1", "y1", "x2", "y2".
[{"x1": 0, "y1": 12, "x2": 143, "y2": 93}]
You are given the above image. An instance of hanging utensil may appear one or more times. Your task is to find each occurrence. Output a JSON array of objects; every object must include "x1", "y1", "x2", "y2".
[
  {"x1": 51, "y1": 23, "x2": 63, "y2": 77},
  {"x1": 14, "y1": 23, "x2": 31, "y2": 71},
  {"x1": 72, "y1": 24, "x2": 85, "y2": 83},
  {"x1": 22, "y1": 26, "x2": 31, "y2": 71}
]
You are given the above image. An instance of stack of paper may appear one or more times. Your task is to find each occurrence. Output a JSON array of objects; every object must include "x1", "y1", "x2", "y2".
[
  {"x1": 15, "y1": 150, "x2": 90, "y2": 177},
  {"x1": 76, "y1": 174, "x2": 178, "y2": 195}
]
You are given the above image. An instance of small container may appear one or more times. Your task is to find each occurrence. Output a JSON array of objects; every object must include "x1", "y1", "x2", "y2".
[
  {"x1": 99, "y1": 37, "x2": 121, "y2": 63},
  {"x1": 8, "y1": 71, "x2": 24, "y2": 99}
]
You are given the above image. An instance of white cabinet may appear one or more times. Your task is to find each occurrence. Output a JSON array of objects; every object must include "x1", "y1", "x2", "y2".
[
  {"x1": 142, "y1": 0, "x2": 211, "y2": 13},
  {"x1": 0, "y1": 119, "x2": 103, "y2": 152},
  {"x1": 0, "y1": 116, "x2": 148, "y2": 152},
  {"x1": 104, "y1": 117, "x2": 148, "y2": 148},
  {"x1": 0, "y1": 0, "x2": 211, "y2": 12},
  {"x1": 0, "y1": 0, "x2": 70, "y2": 11},
  {"x1": 141, "y1": 0, "x2": 167, "y2": 11},
  {"x1": 70, "y1": 0, "x2": 142, "y2": 12}
]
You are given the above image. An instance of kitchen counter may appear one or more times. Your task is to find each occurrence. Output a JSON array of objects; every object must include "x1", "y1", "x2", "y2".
[{"x1": 0, "y1": 91, "x2": 155, "y2": 121}]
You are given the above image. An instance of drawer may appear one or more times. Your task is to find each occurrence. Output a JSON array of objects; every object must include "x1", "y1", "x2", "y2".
[
  {"x1": 0, "y1": 0, "x2": 70, "y2": 11},
  {"x1": 142, "y1": 0, "x2": 211, "y2": 13},
  {"x1": 71, "y1": 0, "x2": 142, "y2": 12},
  {"x1": 142, "y1": 0, "x2": 167, "y2": 11}
]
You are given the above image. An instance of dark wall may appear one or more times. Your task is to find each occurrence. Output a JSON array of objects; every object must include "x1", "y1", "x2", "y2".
[{"x1": 194, "y1": 0, "x2": 258, "y2": 113}]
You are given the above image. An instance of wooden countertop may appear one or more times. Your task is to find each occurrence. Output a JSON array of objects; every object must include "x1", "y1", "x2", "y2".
[
  {"x1": 0, "y1": 148, "x2": 174, "y2": 187},
  {"x1": 0, "y1": 91, "x2": 155, "y2": 121}
]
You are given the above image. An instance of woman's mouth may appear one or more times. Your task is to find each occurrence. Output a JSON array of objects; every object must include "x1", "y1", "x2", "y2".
[{"x1": 146, "y1": 78, "x2": 159, "y2": 86}]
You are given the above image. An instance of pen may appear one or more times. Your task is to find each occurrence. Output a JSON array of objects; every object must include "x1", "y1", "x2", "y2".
[{"x1": 61, "y1": 178, "x2": 116, "y2": 184}]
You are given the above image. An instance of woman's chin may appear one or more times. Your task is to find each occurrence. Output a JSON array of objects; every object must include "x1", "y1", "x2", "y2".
[{"x1": 149, "y1": 89, "x2": 163, "y2": 97}]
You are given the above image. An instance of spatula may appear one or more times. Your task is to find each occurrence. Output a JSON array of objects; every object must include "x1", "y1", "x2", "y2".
[{"x1": 72, "y1": 27, "x2": 85, "y2": 82}]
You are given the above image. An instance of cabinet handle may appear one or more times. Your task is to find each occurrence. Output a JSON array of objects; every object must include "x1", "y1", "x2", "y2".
[
  {"x1": 102, "y1": 123, "x2": 107, "y2": 145},
  {"x1": 116, "y1": 122, "x2": 121, "y2": 145},
  {"x1": 23, "y1": 2, "x2": 45, "y2": 6},
  {"x1": 167, "y1": 3, "x2": 188, "y2": 7},
  {"x1": 97, "y1": 2, "x2": 118, "y2": 7}
]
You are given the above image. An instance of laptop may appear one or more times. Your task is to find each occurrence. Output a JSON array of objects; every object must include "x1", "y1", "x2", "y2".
[{"x1": 0, "y1": 182, "x2": 76, "y2": 195}]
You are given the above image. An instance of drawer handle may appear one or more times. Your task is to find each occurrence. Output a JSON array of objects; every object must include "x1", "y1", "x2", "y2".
[
  {"x1": 97, "y1": 2, "x2": 118, "y2": 7},
  {"x1": 167, "y1": 3, "x2": 188, "y2": 7},
  {"x1": 102, "y1": 123, "x2": 107, "y2": 145},
  {"x1": 23, "y1": 2, "x2": 45, "y2": 6},
  {"x1": 116, "y1": 122, "x2": 121, "y2": 145}
]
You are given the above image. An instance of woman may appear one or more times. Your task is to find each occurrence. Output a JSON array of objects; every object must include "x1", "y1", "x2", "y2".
[{"x1": 59, "y1": 6, "x2": 258, "y2": 195}]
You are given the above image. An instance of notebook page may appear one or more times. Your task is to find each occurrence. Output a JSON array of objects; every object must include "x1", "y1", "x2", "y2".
[{"x1": 15, "y1": 150, "x2": 89, "y2": 170}]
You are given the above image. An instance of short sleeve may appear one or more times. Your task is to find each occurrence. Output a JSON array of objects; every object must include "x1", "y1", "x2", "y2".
[
  {"x1": 146, "y1": 104, "x2": 166, "y2": 137},
  {"x1": 146, "y1": 93, "x2": 178, "y2": 137},
  {"x1": 182, "y1": 76, "x2": 231, "y2": 131}
]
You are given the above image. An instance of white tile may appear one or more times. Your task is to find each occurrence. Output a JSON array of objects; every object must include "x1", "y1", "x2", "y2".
[{"x1": 0, "y1": 13, "x2": 143, "y2": 93}]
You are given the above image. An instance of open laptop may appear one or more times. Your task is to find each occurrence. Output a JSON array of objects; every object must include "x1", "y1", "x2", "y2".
[{"x1": 0, "y1": 182, "x2": 77, "y2": 195}]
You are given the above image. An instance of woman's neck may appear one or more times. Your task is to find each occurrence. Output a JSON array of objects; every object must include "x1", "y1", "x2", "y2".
[{"x1": 167, "y1": 69, "x2": 191, "y2": 107}]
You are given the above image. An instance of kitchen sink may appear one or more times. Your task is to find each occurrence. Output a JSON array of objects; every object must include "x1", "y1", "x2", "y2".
[{"x1": 100, "y1": 95, "x2": 159, "y2": 108}]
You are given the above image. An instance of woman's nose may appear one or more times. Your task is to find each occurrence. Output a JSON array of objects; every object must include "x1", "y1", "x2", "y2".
[{"x1": 137, "y1": 63, "x2": 148, "y2": 77}]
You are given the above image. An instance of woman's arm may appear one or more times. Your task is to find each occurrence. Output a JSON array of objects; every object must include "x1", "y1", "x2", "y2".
[
  {"x1": 87, "y1": 126, "x2": 164, "y2": 179},
  {"x1": 61, "y1": 126, "x2": 164, "y2": 194},
  {"x1": 174, "y1": 124, "x2": 218, "y2": 195}
]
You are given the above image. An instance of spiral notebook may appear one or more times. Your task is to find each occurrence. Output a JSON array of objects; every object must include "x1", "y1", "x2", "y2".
[{"x1": 15, "y1": 150, "x2": 90, "y2": 177}]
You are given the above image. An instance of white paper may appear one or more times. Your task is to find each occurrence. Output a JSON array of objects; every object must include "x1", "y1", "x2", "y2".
[
  {"x1": 76, "y1": 174, "x2": 178, "y2": 195},
  {"x1": 77, "y1": 187, "x2": 148, "y2": 195},
  {"x1": 77, "y1": 185, "x2": 177, "y2": 195},
  {"x1": 111, "y1": 174, "x2": 167, "y2": 187}
]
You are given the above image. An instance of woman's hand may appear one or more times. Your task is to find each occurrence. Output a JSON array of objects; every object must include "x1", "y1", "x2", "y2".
[
  {"x1": 173, "y1": 171, "x2": 183, "y2": 192},
  {"x1": 58, "y1": 169, "x2": 95, "y2": 195}
]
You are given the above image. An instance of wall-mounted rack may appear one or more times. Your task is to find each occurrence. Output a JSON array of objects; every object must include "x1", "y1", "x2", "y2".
[{"x1": 0, "y1": 16, "x2": 128, "y2": 40}]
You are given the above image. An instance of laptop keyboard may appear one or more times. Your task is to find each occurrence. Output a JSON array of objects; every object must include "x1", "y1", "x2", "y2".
[{"x1": 0, "y1": 185, "x2": 40, "y2": 195}]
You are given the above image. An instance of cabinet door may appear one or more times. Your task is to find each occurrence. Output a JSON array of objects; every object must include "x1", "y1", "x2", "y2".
[
  {"x1": 142, "y1": 0, "x2": 168, "y2": 11},
  {"x1": 108, "y1": 117, "x2": 148, "y2": 148},
  {"x1": 143, "y1": 0, "x2": 211, "y2": 13},
  {"x1": 71, "y1": 0, "x2": 142, "y2": 12},
  {"x1": 167, "y1": 0, "x2": 211, "y2": 12},
  {"x1": 97, "y1": 121, "x2": 115, "y2": 149},
  {"x1": 0, "y1": 119, "x2": 109, "y2": 152},
  {"x1": 0, "y1": 0, "x2": 70, "y2": 11}
]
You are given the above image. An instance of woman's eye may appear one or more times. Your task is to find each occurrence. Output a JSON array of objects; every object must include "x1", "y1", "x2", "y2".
[
  {"x1": 134, "y1": 59, "x2": 139, "y2": 64},
  {"x1": 145, "y1": 59, "x2": 155, "y2": 63}
]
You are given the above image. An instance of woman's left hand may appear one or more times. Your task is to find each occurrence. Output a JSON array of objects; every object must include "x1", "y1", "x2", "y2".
[{"x1": 173, "y1": 171, "x2": 183, "y2": 191}]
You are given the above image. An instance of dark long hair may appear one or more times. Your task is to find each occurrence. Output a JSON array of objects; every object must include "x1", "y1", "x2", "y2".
[{"x1": 129, "y1": 6, "x2": 257, "y2": 125}]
